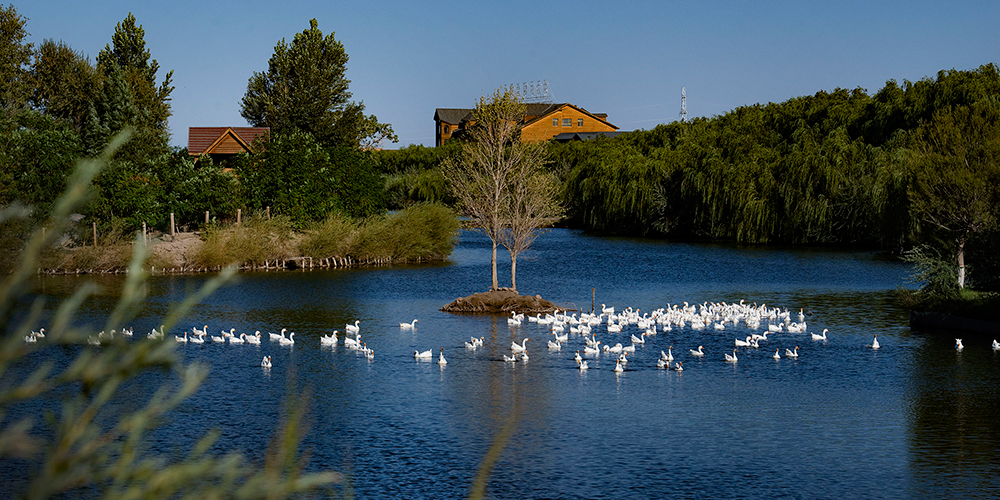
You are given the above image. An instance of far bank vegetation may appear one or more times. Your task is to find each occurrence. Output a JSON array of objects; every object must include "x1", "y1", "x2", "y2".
[{"x1": 31, "y1": 203, "x2": 458, "y2": 274}]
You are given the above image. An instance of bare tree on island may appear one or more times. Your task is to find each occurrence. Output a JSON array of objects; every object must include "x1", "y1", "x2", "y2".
[
  {"x1": 443, "y1": 89, "x2": 559, "y2": 292},
  {"x1": 501, "y1": 170, "x2": 563, "y2": 291}
]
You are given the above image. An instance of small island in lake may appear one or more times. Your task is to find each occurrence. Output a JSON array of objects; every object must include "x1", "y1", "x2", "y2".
[{"x1": 441, "y1": 288, "x2": 562, "y2": 314}]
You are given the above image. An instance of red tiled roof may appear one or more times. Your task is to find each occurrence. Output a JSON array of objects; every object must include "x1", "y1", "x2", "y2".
[{"x1": 188, "y1": 127, "x2": 270, "y2": 155}]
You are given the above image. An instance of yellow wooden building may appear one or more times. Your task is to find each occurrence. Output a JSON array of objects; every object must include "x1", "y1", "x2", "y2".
[{"x1": 433, "y1": 103, "x2": 618, "y2": 146}]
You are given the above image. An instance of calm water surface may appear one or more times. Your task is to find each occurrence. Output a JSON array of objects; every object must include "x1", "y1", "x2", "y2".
[{"x1": 8, "y1": 229, "x2": 1000, "y2": 499}]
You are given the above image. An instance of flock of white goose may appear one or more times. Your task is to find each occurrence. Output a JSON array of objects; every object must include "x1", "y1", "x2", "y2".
[{"x1": 23, "y1": 300, "x2": 1000, "y2": 373}]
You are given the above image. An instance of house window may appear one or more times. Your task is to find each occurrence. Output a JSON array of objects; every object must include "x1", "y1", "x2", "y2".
[
  {"x1": 442, "y1": 125, "x2": 449, "y2": 134},
  {"x1": 562, "y1": 118, "x2": 571, "y2": 127},
  {"x1": 578, "y1": 118, "x2": 584, "y2": 127},
  {"x1": 553, "y1": 118, "x2": 558, "y2": 127}
]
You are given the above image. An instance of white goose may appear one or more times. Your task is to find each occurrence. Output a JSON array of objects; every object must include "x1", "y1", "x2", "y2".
[
  {"x1": 955, "y1": 338, "x2": 964, "y2": 351},
  {"x1": 583, "y1": 343, "x2": 601, "y2": 355},
  {"x1": 502, "y1": 353, "x2": 518, "y2": 362},
  {"x1": 344, "y1": 334, "x2": 362, "y2": 350},
  {"x1": 211, "y1": 331, "x2": 226, "y2": 343},
  {"x1": 993, "y1": 339, "x2": 1000, "y2": 351},
  {"x1": 230, "y1": 333, "x2": 246, "y2": 345},
  {"x1": 193, "y1": 325, "x2": 208, "y2": 336},
  {"x1": 870, "y1": 335, "x2": 880, "y2": 350},
  {"x1": 320, "y1": 331, "x2": 339, "y2": 345},
  {"x1": 690, "y1": 345, "x2": 705, "y2": 357},
  {"x1": 261, "y1": 356, "x2": 272, "y2": 368},
  {"x1": 511, "y1": 338, "x2": 529, "y2": 353},
  {"x1": 613, "y1": 359, "x2": 624, "y2": 373},
  {"x1": 673, "y1": 361, "x2": 683, "y2": 372},
  {"x1": 175, "y1": 332, "x2": 189, "y2": 343},
  {"x1": 438, "y1": 348, "x2": 448, "y2": 365},
  {"x1": 785, "y1": 346, "x2": 799, "y2": 358},
  {"x1": 507, "y1": 312, "x2": 522, "y2": 326},
  {"x1": 399, "y1": 319, "x2": 418, "y2": 329},
  {"x1": 630, "y1": 333, "x2": 646, "y2": 344},
  {"x1": 657, "y1": 358, "x2": 669, "y2": 369},
  {"x1": 577, "y1": 359, "x2": 589, "y2": 371},
  {"x1": 278, "y1": 332, "x2": 295, "y2": 346},
  {"x1": 547, "y1": 340, "x2": 562, "y2": 351},
  {"x1": 246, "y1": 331, "x2": 262, "y2": 345},
  {"x1": 811, "y1": 329, "x2": 828, "y2": 341},
  {"x1": 574, "y1": 351, "x2": 583, "y2": 363},
  {"x1": 189, "y1": 332, "x2": 205, "y2": 344},
  {"x1": 345, "y1": 321, "x2": 360, "y2": 334},
  {"x1": 149, "y1": 325, "x2": 165, "y2": 339},
  {"x1": 270, "y1": 329, "x2": 287, "y2": 341},
  {"x1": 414, "y1": 349, "x2": 433, "y2": 359},
  {"x1": 773, "y1": 348, "x2": 781, "y2": 360},
  {"x1": 724, "y1": 349, "x2": 738, "y2": 363}
]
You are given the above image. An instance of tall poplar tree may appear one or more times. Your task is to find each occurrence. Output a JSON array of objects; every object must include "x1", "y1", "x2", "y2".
[{"x1": 240, "y1": 18, "x2": 395, "y2": 149}]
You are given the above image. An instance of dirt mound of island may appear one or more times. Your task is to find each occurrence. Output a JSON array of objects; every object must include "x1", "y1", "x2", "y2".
[{"x1": 441, "y1": 288, "x2": 565, "y2": 315}]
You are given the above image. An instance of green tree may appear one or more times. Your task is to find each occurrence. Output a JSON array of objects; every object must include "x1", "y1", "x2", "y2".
[
  {"x1": 30, "y1": 38, "x2": 101, "y2": 131},
  {"x1": 96, "y1": 12, "x2": 173, "y2": 135},
  {"x1": 908, "y1": 100, "x2": 1000, "y2": 289},
  {"x1": 240, "y1": 18, "x2": 396, "y2": 149},
  {"x1": 0, "y1": 3, "x2": 33, "y2": 112}
]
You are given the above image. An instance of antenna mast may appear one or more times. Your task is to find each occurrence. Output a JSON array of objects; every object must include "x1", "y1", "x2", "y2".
[{"x1": 679, "y1": 87, "x2": 688, "y2": 122}]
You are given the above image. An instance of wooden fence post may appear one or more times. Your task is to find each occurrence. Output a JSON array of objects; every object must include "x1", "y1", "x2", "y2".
[
  {"x1": 237, "y1": 208, "x2": 241, "y2": 225},
  {"x1": 93, "y1": 222, "x2": 98, "y2": 248},
  {"x1": 170, "y1": 213, "x2": 175, "y2": 237},
  {"x1": 143, "y1": 222, "x2": 147, "y2": 245},
  {"x1": 205, "y1": 211, "x2": 210, "y2": 225},
  {"x1": 266, "y1": 206, "x2": 270, "y2": 220}
]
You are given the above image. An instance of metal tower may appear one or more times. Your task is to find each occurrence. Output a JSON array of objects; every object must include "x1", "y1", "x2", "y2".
[{"x1": 679, "y1": 87, "x2": 688, "y2": 122}]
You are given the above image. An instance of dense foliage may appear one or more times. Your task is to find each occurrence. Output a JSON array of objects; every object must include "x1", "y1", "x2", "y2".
[
  {"x1": 240, "y1": 18, "x2": 396, "y2": 150},
  {"x1": 0, "y1": 7, "x2": 390, "y2": 244}
]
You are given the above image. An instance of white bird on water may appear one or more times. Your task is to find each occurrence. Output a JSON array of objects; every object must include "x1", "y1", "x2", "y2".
[
  {"x1": 346, "y1": 321, "x2": 360, "y2": 334},
  {"x1": 400, "y1": 319, "x2": 418, "y2": 329},
  {"x1": 438, "y1": 348, "x2": 448, "y2": 366},
  {"x1": 724, "y1": 349, "x2": 738, "y2": 363},
  {"x1": 578, "y1": 359, "x2": 589, "y2": 371},
  {"x1": 511, "y1": 338, "x2": 529, "y2": 353},
  {"x1": 414, "y1": 349, "x2": 433, "y2": 359},
  {"x1": 278, "y1": 332, "x2": 295, "y2": 346},
  {"x1": 773, "y1": 348, "x2": 781, "y2": 360},
  {"x1": 785, "y1": 346, "x2": 799, "y2": 358},
  {"x1": 261, "y1": 356, "x2": 271, "y2": 368},
  {"x1": 811, "y1": 329, "x2": 828, "y2": 341},
  {"x1": 689, "y1": 345, "x2": 705, "y2": 357},
  {"x1": 993, "y1": 339, "x2": 1000, "y2": 351},
  {"x1": 870, "y1": 335, "x2": 880, "y2": 350},
  {"x1": 955, "y1": 338, "x2": 964, "y2": 351}
]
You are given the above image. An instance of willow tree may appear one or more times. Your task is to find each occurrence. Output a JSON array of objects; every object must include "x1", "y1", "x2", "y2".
[
  {"x1": 444, "y1": 88, "x2": 556, "y2": 291},
  {"x1": 908, "y1": 101, "x2": 1000, "y2": 289}
]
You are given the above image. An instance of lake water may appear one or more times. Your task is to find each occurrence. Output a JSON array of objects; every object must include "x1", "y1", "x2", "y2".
[{"x1": 8, "y1": 229, "x2": 1000, "y2": 499}]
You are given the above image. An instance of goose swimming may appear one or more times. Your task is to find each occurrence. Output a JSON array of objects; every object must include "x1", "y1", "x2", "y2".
[
  {"x1": 870, "y1": 335, "x2": 880, "y2": 349},
  {"x1": 690, "y1": 345, "x2": 705, "y2": 357},
  {"x1": 399, "y1": 319, "x2": 418, "y2": 329},
  {"x1": 773, "y1": 348, "x2": 781, "y2": 360},
  {"x1": 811, "y1": 329, "x2": 828, "y2": 341},
  {"x1": 955, "y1": 338, "x2": 964, "y2": 351},
  {"x1": 414, "y1": 349, "x2": 433, "y2": 359},
  {"x1": 261, "y1": 356, "x2": 272, "y2": 368},
  {"x1": 438, "y1": 348, "x2": 448, "y2": 365},
  {"x1": 785, "y1": 346, "x2": 799, "y2": 358},
  {"x1": 724, "y1": 349, "x2": 738, "y2": 363}
]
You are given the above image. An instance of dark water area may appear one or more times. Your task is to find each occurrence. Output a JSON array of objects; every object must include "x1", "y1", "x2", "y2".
[{"x1": 5, "y1": 229, "x2": 1000, "y2": 499}]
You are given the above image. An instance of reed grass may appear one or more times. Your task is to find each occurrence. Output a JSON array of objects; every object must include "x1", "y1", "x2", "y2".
[
  {"x1": 193, "y1": 212, "x2": 296, "y2": 268},
  {"x1": 301, "y1": 203, "x2": 458, "y2": 264}
]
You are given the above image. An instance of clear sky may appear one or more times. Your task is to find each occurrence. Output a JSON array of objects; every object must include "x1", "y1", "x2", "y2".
[{"x1": 18, "y1": 0, "x2": 1000, "y2": 149}]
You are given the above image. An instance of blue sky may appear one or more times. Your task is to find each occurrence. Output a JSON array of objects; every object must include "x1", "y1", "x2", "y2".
[{"x1": 19, "y1": 0, "x2": 999, "y2": 149}]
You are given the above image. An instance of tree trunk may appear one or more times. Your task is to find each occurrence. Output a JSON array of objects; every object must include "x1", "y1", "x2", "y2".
[
  {"x1": 491, "y1": 240, "x2": 499, "y2": 290},
  {"x1": 957, "y1": 235, "x2": 966, "y2": 289},
  {"x1": 510, "y1": 251, "x2": 518, "y2": 293}
]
